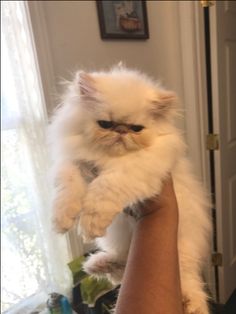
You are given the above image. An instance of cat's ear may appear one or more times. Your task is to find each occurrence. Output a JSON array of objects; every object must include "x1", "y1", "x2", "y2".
[
  {"x1": 151, "y1": 90, "x2": 178, "y2": 118},
  {"x1": 76, "y1": 71, "x2": 97, "y2": 98}
]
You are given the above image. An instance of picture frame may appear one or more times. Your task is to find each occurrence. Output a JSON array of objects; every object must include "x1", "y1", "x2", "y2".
[{"x1": 96, "y1": 1, "x2": 149, "y2": 40}]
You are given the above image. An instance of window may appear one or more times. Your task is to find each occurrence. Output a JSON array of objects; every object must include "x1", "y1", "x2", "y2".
[{"x1": 1, "y1": 2, "x2": 72, "y2": 312}]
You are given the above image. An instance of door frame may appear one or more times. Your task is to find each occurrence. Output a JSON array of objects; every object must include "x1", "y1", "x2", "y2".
[
  {"x1": 178, "y1": 0, "x2": 217, "y2": 300},
  {"x1": 208, "y1": 2, "x2": 236, "y2": 303}
]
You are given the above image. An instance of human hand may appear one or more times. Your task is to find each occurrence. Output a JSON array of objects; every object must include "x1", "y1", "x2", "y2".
[{"x1": 138, "y1": 175, "x2": 178, "y2": 219}]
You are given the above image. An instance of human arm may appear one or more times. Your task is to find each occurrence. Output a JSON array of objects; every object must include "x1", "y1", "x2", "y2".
[{"x1": 115, "y1": 177, "x2": 183, "y2": 314}]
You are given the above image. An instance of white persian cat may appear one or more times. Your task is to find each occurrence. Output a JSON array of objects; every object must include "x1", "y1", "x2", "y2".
[{"x1": 49, "y1": 66, "x2": 212, "y2": 314}]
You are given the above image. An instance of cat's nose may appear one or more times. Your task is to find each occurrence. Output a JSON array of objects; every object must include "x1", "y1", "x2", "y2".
[{"x1": 114, "y1": 125, "x2": 128, "y2": 134}]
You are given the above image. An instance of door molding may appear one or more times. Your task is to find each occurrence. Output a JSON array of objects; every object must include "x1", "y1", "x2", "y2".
[
  {"x1": 178, "y1": 1, "x2": 210, "y2": 188},
  {"x1": 209, "y1": 1, "x2": 236, "y2": 302},
  {"x1": 178, "y1": 0, "x2": 215, "y2": 299},
  {"x1": 27, "y1": 1, "x2": 57, "y2": 115}
]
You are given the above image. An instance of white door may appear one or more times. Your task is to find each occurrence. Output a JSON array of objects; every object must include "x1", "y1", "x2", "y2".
[{"x1": 210, "y1": 0, "x2": 236, "y2": 303}]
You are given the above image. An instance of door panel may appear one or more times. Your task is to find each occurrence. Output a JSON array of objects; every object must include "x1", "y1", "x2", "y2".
[
  {"x1": 210, "y1": 0, "x2": 236, "y2": 303},
  {"x1": 225, "y1": 41, "x2": 236, "y2": 143}
]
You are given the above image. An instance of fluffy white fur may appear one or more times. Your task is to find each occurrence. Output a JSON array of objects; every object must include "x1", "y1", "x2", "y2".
[{"x1": 49, "y1": 66, "x2": 212, "y2": 314}]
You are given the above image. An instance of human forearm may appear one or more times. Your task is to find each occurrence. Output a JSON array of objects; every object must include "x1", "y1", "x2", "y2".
[{"x1": 115, "y1": 180, "x2": 183, "y2": 314}]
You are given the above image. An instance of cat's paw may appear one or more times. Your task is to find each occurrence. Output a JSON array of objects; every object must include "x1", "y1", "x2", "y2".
[
  {"x1": 83, "y1": 252, "x2": 125, "y2": 285},
  {"x1": 78, "y1": 191, "x2": 121, "y2": 240},
  {"x1": 53, "y1": 212, "x2": 76, "y2": 233},
  {"x1": 78, "y1": 209, "x2": 113, "y2": 240},
  {"x1": 52, "y1": 197, "x2": 81, "y2": 233},
  {"x1": 79, "y1": 199, "x2": 120, "y2": 240}
]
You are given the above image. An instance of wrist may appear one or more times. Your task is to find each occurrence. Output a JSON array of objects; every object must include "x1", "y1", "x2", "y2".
[{"x1": 136, "y1": 206, "x2": 179, "y2": 230}]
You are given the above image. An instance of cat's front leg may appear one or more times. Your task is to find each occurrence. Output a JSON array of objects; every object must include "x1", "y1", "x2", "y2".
[
  {"x1": 78, "y1": 137, "x2": 183, "y2": 240},
  {"x1": 52, "y1": 161, "x2": 87, "y2": 233},
  {"x1": 79, "y1": 187, "x2": 121, "y2": 240},
  {"x1": 78, "y1": 167, "x2": 163, "y2": 239}
]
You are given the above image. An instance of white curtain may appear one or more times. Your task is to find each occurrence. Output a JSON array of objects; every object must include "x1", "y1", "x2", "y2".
[{"x1": 2, "y1": 1, "x2": 72, "y2": 312}]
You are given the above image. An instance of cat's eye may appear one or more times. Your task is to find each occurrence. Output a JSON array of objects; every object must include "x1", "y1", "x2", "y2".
[
  {"x1": 130, "y1": 125, "x2": 144, "y2": 132},
  {"x1": 97, "y1": 120, "x2": 114, "y2": 129}
]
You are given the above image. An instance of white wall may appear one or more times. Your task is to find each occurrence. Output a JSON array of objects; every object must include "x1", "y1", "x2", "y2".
[{"x1": 29, "y1": 0, "x2": 185, "y2": 130}]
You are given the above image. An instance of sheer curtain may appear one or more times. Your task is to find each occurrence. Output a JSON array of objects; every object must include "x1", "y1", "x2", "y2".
[{"x1": 2, "y1": 1, "x2": 72, "y2": 312}]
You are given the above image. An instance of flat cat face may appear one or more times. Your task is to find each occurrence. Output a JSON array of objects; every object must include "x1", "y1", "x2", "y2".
[
  {"x1": 90, "y1": 118, "x2": 152, "y2": 155},
  {"x1": 73, "y1": 67, "x2": 177, "y2": 156}
]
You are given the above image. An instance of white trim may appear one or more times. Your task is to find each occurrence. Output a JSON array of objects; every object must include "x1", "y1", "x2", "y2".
[
  {"x1": 27, "y1": 0, "x2": 57, "y2": 115},
  {"x1": 24, "y1": 1, "x2": 48, "y2": 122},
  {"x1": 209, "y1": 4, "x2": 225, "y2": 302},
  {"x1": 178, "y1": 1, "x2": 210, "y2": 188},
  {"x1": 178, "y1": 1, "x2": 215, "y2": 299},
  {"x1": 67, "y1": 227, "x2": 85, "y2": 258},
  {"x1": 193, "y1": 1, "x2": 212, "y2": 191}
]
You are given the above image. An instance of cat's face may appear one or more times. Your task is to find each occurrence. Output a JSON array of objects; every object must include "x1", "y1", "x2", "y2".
[
  {"x1": 75, "y1": 68, "x2": 177, "y2": 156},
  {"x1": 87, "y1": 117, "x2": 152, "y2": 156}
]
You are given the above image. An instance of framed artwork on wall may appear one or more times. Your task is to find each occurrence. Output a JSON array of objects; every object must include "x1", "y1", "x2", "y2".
[{"x1": 96, "y1": 1, "x2": 149, "y2": 40}]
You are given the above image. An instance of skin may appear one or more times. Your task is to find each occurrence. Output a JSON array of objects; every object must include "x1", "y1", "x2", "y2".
[{"x1": 115, "y1": 176, "x2": 184, "y2": 314}]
